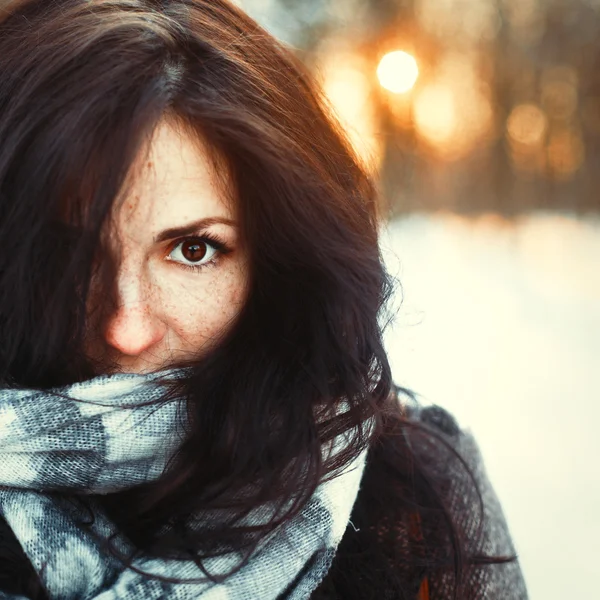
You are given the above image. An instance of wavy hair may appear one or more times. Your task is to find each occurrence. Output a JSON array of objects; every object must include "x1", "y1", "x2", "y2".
[{"x1": 0, "y1": 1, "x2": 516, "y2": 598}]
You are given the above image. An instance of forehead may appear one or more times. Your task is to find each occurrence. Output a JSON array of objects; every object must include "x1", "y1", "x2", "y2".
[{"x1": 112, "y1": 119, "x2": 233, "y2": 240}]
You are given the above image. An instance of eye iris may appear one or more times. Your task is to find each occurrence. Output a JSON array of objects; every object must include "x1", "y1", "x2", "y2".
[{"x1": 181, "y1": 239, "x2": 207, "y2": 262}]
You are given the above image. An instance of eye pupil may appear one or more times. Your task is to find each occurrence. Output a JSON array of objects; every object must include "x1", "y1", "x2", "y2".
[{"x1": 181, "y1": 239, "x2": 207, "y2": 262}]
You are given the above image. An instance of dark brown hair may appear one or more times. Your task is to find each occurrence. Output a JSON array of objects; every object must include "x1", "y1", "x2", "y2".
[{"x1": 0, "y1": 1, "x2": 516, "y2": 598}]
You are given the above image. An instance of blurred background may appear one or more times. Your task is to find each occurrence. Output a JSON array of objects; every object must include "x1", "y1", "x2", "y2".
[{"x1": 234, "y1": 1, "x2": 598, "y2": 598}]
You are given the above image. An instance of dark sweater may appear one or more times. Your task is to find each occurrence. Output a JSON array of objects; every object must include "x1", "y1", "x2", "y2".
[{"x1": 0, "y1": 403, "x2": 528, "y2": 599}]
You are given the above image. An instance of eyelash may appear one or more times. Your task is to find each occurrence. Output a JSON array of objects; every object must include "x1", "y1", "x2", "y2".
[{"x1": 167, "y1": 232, "x2": 232, "y2": 273}]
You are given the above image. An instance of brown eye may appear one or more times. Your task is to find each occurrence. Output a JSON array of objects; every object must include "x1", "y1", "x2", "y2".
[
  {"x1": 181, "y1": 239, "x2": 207, "y2": 262},
  {"x1": 168, "y1": 236, "x2": 219, "y2": 268}
]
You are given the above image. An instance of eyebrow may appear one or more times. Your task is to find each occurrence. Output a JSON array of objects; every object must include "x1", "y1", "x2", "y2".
[{"x1": 153, "y1": 217, "x2": 237, "y2": 243}]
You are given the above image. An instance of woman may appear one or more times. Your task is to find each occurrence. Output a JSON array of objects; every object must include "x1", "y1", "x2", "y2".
[{"x1": 0, "y1": 0, "x2": 527, "y2": 598}]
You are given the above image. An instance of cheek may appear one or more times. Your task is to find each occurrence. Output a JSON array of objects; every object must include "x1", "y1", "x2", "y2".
[{"x1": 163, "y1": 264, "x2": 248, "y2": 349}]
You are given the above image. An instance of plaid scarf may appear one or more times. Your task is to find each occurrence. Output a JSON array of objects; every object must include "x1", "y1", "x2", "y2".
[{"x1": 0, "y1": 372, "x2": 368, "y2": 599}]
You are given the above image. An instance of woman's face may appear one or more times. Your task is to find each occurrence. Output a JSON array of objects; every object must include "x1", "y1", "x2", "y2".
[{"x1": 84, "y1": 119, "x2": 249, "y2": 374}]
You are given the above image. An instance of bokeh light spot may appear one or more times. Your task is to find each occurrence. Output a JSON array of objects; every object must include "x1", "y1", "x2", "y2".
[
  {"x1": 377, "y1": 50, "x2": 419, "y2": 94},
  {"x1": 507, "y1": 104, "x2": 547, "y2": 146},
  {"x1": 547, "y1": 130, "x2": 585, "y2": 180},
  {"x1": 319, "y1": 52, "x2": 382, "y2": 172},
  {"x1": 412, "y1": 54, "x2": 494, "y2": 160},
  {"x1": 413, "y1": 84, "x2": 457, "y2": 145}
]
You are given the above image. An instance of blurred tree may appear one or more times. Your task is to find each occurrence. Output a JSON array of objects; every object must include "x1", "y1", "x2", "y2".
[{"x1": 238, "y1": 0, "x2": 600, "y2": 214}]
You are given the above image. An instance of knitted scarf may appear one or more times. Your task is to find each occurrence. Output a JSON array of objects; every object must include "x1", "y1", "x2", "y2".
[{"x1": 0, "y1": 371, "x2": 368, "y2": 599}]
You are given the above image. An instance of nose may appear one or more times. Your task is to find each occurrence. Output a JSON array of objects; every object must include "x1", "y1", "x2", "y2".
[{"x1": 103, "y1": 276, "x2": 167, "y2": 357}]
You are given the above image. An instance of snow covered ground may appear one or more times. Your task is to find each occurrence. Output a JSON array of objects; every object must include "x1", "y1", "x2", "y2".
[{"x1": 380, "y1": 212, "x2": 600, "y2": 600}]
